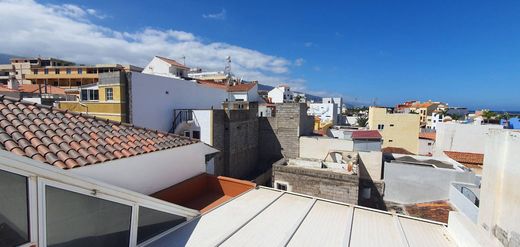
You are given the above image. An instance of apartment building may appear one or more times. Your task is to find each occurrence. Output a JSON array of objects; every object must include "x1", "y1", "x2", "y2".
[
  {"x1": 368, "y1": 106, "x2": 420, "y2": 154},
  {"x1": 0, "y1": 57, "x2": 142, "y2": 99}
]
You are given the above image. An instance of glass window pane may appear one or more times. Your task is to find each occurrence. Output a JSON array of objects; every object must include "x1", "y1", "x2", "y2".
[
  {"x1": 45, "y1": 186, "x2": 132, "y2": 247},
  {"x1": 0, "y1": 170, "x2": 30, "y2": 247},
  {"x1": 81, "y1": 90, "x2": 88, "y2": 101},
  {"x1": 137, "y1": 207, "x2": 186, "y2": 244}
]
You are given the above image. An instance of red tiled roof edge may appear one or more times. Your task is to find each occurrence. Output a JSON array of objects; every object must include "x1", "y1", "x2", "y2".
[{"x1": 0, "y1": 95, "x2": 199, "y2": 170}]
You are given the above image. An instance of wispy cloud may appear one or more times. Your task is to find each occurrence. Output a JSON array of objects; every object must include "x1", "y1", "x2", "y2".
[
  {"x1": 0, "y1": 1, "x2": 307, "y2": 87},
  {"x1": 202, "y1": 9, "x2": 226, "y2": 20},
  {"x1": 294, "y1": 58, "x2": 305, "y2": 66},
  {"x1": 304, "y1": 42, "x2": 314, "y2": 48}
]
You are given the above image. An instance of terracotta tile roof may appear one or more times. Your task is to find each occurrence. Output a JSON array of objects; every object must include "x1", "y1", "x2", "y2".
[
  {"x1": 351, "y1": 130, "x2": 382, "y2": 140},
  {"x1": 0, "y1": 96, "x2": 198, "y2": 169},
  {"x1": 198, "y1": 80, "x2": 256, "y2": 92},
  {"x1": 155, "y1": 56, "x2": 189, "y2": 69},
  {"x1": 382, "y1": 147, "x2": 414, "y2": 155},
  {"x1": 411, "y1": 102, "x2": 435, "y2": 108},
  {"x1": 419, "y1": 132, "x2": 436, "y2": 141},
  {"x1": 444, "y1": 151, "x2": 484, "y2": 166},
  {"x1": 0, "y1": 84, "x2": 66, "y2": 94}
]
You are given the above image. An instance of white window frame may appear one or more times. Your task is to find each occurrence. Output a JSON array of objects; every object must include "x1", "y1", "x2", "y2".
[
  {"x1": 274, "y1": 181, "x2": 290, "y2": 191},
  {"x1": 105, "y1": 87, "x2": 114, "y2": 101},
  {"x1": 37, "y1": 178, "x2": 138, "y2": 247},
  {"x1": 0, "y1": 165, "x2": 38, "y2": 247}
]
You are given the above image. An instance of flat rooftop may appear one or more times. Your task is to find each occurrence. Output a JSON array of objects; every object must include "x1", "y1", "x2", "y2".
[{"x1": 147, "y1": 187, "x2": 456, "y2": 247}]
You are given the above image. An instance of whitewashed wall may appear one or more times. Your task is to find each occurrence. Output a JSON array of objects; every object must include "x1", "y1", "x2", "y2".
[
  {"x1": 299, "y1": 136, "x2": 354, "y2": 160},
  {"x1": 478, "y1": 129, "x2": 520, "y2": 244},
  {"x1": 71, "y1": 143, "x2": 216, "y2": 195},
  {"x1": 130, "y1": 72, "x2": 227, "y2": 132},
  {"x1": 142, "y1": 57, "x2": 171, "y2": 76},
  {"x1": 434, "y1": 123, "x2": 503, "y2": 155},
  {"x1": 308, "y1": 103, "x2": 338, "y2": 124},
  {"x1": 192, "y1": 110, "x2": 213, "y2": 145}
]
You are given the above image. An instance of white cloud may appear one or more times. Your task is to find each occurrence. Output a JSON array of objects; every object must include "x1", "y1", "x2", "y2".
[
  {"x1": 304, "y1": 42, "x2": 314, "y2": 48},
  {"x1": 202, "y1": 9, "x2": 226, "y2": 20},
  {"x1": 0, "y1": 0, "x2": 303, "y2": 86},
  {"x1": 294, "y1": 58, "x2": 305, "y2": 66}
]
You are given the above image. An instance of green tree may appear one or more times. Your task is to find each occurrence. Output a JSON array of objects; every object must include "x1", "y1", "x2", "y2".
[
  {"x1": 482, "y1": 110, "x2": 496, "y2": 123},
  {"x1": 356, "y1": 115, "x2": 369, "y2": 127}
]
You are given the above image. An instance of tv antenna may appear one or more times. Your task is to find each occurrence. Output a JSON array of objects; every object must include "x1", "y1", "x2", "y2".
[{"x1": 224, "y1": 56, "x2": 231, "y2": 75}]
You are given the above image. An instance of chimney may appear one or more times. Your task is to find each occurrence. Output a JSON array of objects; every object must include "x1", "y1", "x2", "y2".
[{"x1": 8, "y1": 65, "x2": 19, "y2": 90}]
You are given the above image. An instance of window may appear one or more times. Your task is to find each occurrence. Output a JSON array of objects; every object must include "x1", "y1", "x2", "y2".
[
  {"x1": 389, "y1": 124, "x2": 394, "y2": 127},
  {"x1": 105, "y1": 88, "x2": 114, "y2": 101},
  {"x1": 377, "y1": 124, "x2": 384, "y2": 130},
  {"x1": 428, "y1": 143, "x2": 432, "y2": 146},
  {"x1": 0, "y1": 170, "x2": 30, "y2": 246},
  {"x1": 275, "y1": 182, "x2": 288, "y2": 191},
  {"x1": 78, "y1": 68, "x2": 83, "y2": 74},
  {"x1": 33, "y1": 69, "x2": 38, "y2": 74},
  {"x1": 81, "y1": 89, "x2": 99, "y2": 101},
  {"x1": 44, "y1": 185, "x2": 132, "y2": 247},
  {"x1": 192, "y1": 131, "x2": 200, "y2": 139},
  {"x1": 137, "y1": 207, "x2": 186, "y2": 244},
  {"x1": 388, "y1": 140, "x2": 393, "y2": 143},
  {"x1": 184, "y1": 131, "x2": 190, "y2": 138},
  {"x1": 44, "y1": 69, "x2": 49, "y2": 74},
  {"x1": 66, "y1": 69, "x2": 71, "y2": 74},
  {"x1": 55, "y1": 69, "x2": 60, "y2": 74}
]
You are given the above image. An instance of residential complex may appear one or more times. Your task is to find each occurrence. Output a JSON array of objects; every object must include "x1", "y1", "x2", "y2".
[
  {"x1": 0, "y1": 57, "x2": 142, "y2": 98},
  {"x1": 0, "y1": 53, "x2": 519, "y2": 247}
]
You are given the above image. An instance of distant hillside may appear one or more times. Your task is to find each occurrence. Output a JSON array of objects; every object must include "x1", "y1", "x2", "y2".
[{"x1": 0, "y1": 53, "x2": 18, "y2": 64}]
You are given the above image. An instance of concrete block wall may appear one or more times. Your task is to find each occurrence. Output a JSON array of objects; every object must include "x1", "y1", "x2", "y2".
[
  {"x1": 212, "y1": 108, "x2": 259, "y2": 179},
  {"x1": 258, "y1": 103, "x2": 314, "y2": 162},
  {"x1": 272, "y1": 164, "x2": 359, "y2": 204}
]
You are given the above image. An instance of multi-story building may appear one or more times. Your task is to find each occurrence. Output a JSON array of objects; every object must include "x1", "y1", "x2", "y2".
[
  {"x1": 396, "y1": 100, "x2": 447, "y2": 127},
  {"x1": 0, "y1": 57, "x2": 142, "y2": 99},
  {"x1": 368, "y1": 106, "x2": 420, "y2": 154}
]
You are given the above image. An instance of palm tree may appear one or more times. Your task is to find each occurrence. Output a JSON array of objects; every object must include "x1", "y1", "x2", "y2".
[{"x1": 481, "y1": 110, "x2": 496, "y2": 124}]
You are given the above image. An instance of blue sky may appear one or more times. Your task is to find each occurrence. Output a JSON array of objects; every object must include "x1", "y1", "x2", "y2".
[{"x1": 2, "y1": 0, "x2": 520, "y2": 110}]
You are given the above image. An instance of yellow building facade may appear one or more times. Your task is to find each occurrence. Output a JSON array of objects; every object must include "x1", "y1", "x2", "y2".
[
  {"x1": 58, "y1": 72, "x2": 128, "y2": 122},
  {"x1": 368, "y1": 107, "x2": 420, "y2": 154}
]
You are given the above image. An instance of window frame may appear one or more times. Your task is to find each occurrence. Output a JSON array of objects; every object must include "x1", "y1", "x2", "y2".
[
  {"x1": 275, "y1": 181, "x2": 289, "y2": 191},
  {"x1": 0, "y1": 165, "x2": 39, "y2": 247},
  {"x1": 105, "y1": 87, "x2": 114, "y2": 101},
  {"x1": 37, "y1": 178, "x2": 138, "y2": 247}
]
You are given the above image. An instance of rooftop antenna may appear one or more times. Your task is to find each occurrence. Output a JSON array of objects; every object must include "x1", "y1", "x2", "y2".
[
  {"x1": 181, "y1": 56, "x2": 186, "y2": 65},
  {"x1": 224, "y1": 56, "x2": 231, "y2": 76},
  {"x1": 372, "y1": 97, "x2": 378, "y2": 106}
]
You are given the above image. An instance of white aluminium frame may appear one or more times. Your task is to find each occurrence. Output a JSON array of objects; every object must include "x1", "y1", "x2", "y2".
[
  {"x1": 37, "y1": 177, "x2": 137, "y2": 247},
  {"x1": 0, "y1": 164, "x2": 38, "y2": 247},
  {"x1": 0, "y1": 151, "x2": 198, "y2": 247}
]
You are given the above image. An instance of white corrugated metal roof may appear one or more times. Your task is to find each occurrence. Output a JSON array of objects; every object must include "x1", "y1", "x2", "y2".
[{"x1": 147, "y1": 187, "x2": 457, "y2": 247}]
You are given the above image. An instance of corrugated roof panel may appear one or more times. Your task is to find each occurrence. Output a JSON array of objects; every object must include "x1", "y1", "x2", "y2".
[
  {"x1": 220, "y1": 193, "x2": 313, "y2": 247},
  {"x1": 398, "y1": 217, "x2": 456, "y2": 247},
  {"x1": 287, "y1": 200, "x2": 353, "y2": 247},
  {"x1": 148, "y1": 188, "x2": 282, "y2": 247},
  {"x1": 349, "y1": 208, "x2": 405, "y2": 247}
]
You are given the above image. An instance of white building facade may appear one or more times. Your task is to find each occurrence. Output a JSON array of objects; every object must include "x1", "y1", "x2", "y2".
[
  {"x1": 142, "y1": 56, "x2": 190, "y2": 78},
  {"x1": 267, "y1": 85, "x2": 293, "y2": 103},
  {"x1": 308, "y1": 103, "x2": 338, "y2": 124}
]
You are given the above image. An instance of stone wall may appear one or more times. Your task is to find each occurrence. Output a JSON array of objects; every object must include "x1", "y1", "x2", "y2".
[
  {"x1": 272, "y1": 164, "x2": 359, "y2": 204},
  {"x1": 258, "y1": 103, "x2": 313, "y2": 162},
  {"x1": 212, "y1": 105, "x2": 258, "y2": 179}
]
